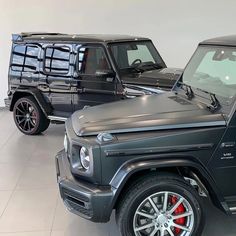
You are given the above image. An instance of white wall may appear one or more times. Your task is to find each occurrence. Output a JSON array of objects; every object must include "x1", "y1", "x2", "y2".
[{"x1": 1, "y1": 0, "x2": 236, "y2": 106}]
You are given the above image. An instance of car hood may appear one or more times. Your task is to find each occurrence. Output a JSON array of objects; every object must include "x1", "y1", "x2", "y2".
[
  {"x1": 71, "y1": 92, "x2": 226, "y2": 137},
  {"x1": 121, "y1": 67, "x2": 183, "y2": 90}
]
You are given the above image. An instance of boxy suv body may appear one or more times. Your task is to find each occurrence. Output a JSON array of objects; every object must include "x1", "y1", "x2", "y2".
[
  {"x1": 56, "y1": 35, "x2": 236, "y2": 236},
  {"x1": 5, "y1": 32, "x2": 181, "y2": 135}
]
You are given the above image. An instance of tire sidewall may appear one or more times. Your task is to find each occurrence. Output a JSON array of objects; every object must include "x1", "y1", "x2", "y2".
[
  {"x1": 120, "y1": 180, "x2": 203, "y2": 236},
  {"x1": 13, "y1": 97, "x2": 41, "y2": 135}
]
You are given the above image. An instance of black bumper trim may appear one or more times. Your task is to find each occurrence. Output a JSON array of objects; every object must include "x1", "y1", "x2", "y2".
[
  {"x1": 56, "y1": 150, "x2": 114, "y2": 223},
  {"x1": 4, "y1": 98, "x2": 11, "y2": 108}
]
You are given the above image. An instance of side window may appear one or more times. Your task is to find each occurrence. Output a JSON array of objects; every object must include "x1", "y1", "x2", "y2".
[
  {"x1": 44, "y1": 46, "x2": 70, "y2": 74},
  {"x1": 11, "y1": 45, "x2": 39, "y2": 72},
  {"x1": 77, "y1": 47, "x2": 110, "y2": 75}
]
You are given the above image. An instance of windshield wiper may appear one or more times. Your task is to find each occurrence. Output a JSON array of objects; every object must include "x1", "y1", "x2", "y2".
[
  {"x1": 196, "y1": 88, "x2": 221, "y2": 112},
  {"x1": 145, "y1": 63, "x2": 163, "y2": 70},
  {"x1": 178, "y1": 81, "x2": 194, "y2": 100},
  {"x1": 131, "y1": 62, "x2": 162, "y2": 73},
  {"x1": 130, "y1": 66, "x2": 144, "y2": 73}
]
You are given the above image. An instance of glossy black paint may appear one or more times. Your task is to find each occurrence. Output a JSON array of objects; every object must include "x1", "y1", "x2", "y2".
[
  {"x1": 121, "y1": 67, "x2": 181, "y2": 89},
  {"x1": 6, "y1": 33, "x2": 181, "y2": 118},
  {"x1": 56, "y1": 35, "x2": 236, "y2": 223}
]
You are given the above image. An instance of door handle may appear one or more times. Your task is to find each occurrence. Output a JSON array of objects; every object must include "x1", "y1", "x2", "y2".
[
  {"x1": 38, "y1": 84, "x2": 49, "y2": 90},
  {"x1": 220, "y1": 142, "x2": 235, "y2": 148}
]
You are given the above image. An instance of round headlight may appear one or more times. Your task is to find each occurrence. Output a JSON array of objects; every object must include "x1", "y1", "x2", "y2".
[
  {"x1": 64, "y1": 134, "x2": 68, "y2": 153},
  {"x1": 80, "y1": 147, "x2": 90, "y2": 170}
]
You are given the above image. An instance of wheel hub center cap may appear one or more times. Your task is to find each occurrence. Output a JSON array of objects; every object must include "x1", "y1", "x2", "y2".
[
  {"x1": 26, "y1": 113, "x2": 30, "y2": 119},
  {"x1": 157, "y1": 214, "x2": 168, "y2": 225}
]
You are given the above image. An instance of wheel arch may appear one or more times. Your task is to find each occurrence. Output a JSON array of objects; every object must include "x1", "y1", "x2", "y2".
[
  {"x1": 110, "y1": 156, "x2": 228, "y2": 215},
  {"x1": 10, "y1": 88, "x2": 52, "y2": 117}
]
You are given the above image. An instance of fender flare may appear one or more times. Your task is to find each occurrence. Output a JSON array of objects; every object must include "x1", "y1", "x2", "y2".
[
  {"x1": 10, "y1": 88, "x2": 52, "y2": 117},
  {"x1": 109, "y1": 154, "x2": 227, "y2": 213}
]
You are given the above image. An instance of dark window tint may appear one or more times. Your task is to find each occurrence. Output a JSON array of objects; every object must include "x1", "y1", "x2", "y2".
[
  {"x1": 44, "y1": 46, "x2": 70, "y2": 74},
  {"x1": 78, "y1": 47, "x2": 110, "y2": 74},
  {"x1": 12, "y1": 45, "x2": 39, "y2": 72}
]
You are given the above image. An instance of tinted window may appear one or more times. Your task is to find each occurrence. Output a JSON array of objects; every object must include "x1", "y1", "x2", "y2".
[
  {"x1": 44, "y1": 46, "x2": 70, "y2": 74},
  {"x1": 12, "y1": 45, "x2": 39, "y2": 72},
  {"x1": 77, "y1": 47, "x2": 110, "y2": 75}
]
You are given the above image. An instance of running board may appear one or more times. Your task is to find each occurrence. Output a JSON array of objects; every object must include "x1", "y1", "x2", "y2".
[
  {"x1": 229, "y1": 207, "x2": 236, "y2": 214},
  {"x1": 48, "y1": 116, "x2": 67, "y2": 122}
]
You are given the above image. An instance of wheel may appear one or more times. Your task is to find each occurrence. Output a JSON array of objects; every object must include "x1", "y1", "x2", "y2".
[
  {"x1": 13, "y1": 96, "x2": 50, "y2": 135},
  {"x1": 116, "y1": 173, "x2": 204, "y2": 236}
]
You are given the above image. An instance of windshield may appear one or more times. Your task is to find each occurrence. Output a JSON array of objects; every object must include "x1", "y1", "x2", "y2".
[
  {"x1": 109, "y1": 41, "x2": 165, "y2": 72},
  {"x1": 183, "y1": 46, "x2": 236, "y2": 100}
]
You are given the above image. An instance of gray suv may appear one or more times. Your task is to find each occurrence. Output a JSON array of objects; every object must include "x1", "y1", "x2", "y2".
[{"x1": 56, "y1": 35, "x2": 236, "y2": 235}]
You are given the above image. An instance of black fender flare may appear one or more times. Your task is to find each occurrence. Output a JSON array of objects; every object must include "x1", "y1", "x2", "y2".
[
  {"x1": 10, "y1": 88, "x2": 52, "y2": 117},
  {"x1": 109, "y1": 154, "x2": 228, "y2": 214}
]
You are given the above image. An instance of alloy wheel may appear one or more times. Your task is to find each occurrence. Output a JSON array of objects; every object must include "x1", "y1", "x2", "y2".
[
  {"x1": 15, "y1": 101, "x2": 38, "y2": 133},
  {"x1": 133, "y1": 191, "x2": 194, "y2": 236}
]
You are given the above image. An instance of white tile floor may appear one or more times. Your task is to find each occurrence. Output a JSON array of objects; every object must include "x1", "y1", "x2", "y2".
[{"x1": 0, "y1": 108, "x2": 236, "y2": 236}]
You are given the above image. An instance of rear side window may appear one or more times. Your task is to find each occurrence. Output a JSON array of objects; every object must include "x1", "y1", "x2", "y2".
[
  {"x1": 11, "y1": 45, "x2": 39, "y2": 72},
  {"x1": 44, "y1": 46, "x2": 70, "y2": 74}
]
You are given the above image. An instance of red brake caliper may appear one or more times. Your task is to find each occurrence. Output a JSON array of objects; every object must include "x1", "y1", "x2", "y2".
[{"x1": 170, "y1": 196, "x2": 186, "y2": 235}]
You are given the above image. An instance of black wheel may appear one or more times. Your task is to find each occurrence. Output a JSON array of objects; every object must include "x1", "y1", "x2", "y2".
[
  {"x1": 13, "y1": 96, "x2": 50, "y2": 135},
  {"x1": 116, "y1": 173, "x2": 204, "y2": 236}
]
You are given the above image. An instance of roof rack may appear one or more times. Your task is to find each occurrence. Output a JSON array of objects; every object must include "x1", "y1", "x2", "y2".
[{"x1": 12, "y1": 32, "x2": 66, "y2": 42}]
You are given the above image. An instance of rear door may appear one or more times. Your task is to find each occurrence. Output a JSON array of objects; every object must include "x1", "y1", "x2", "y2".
[
  {"x1": 72, "y1": 44, "x2": 119, "y2": 111},
  {"x1": 42, "y1": 44, "x2": 73, "y2": 117}
]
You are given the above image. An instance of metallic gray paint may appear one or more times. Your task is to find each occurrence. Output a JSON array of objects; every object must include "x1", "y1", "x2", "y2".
[{"x1": 71, "y1": 92, "x2": 226, "y2": 137}]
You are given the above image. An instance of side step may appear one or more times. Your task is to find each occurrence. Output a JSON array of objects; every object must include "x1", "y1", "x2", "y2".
[
  {"x1": 48, "y1": 116, "x2": 67, "y2": 123},
  {"x1": 225, "y1": 197, "x2": 236, "y2": 215},
  {"x1": 229, "y1": 207, "x2": 236, "y2": 215}
]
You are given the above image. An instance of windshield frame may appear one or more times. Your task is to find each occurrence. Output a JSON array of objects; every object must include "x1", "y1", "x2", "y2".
[
  {"x1": 107, "y1": 40, "x2": 166, "y2": 75},
  {"x1": 180, "y1": 45, "x2": 236, "y2": 107}
]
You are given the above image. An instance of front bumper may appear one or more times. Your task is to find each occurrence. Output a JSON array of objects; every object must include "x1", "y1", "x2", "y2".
[
  {"x1": 4, "y1": 97, "x2": 11, "y2": 108},
  {"x1": 55, "y1": 150, "x2": 114, "y2": 223}
]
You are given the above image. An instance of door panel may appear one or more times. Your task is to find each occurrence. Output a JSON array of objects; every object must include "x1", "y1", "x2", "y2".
[
  {"x1": 73, "y1": 45, "x2": 121, "y2": 111},
  {"x1": 208, "y1": 126, "x2": 236, "y2": 197},
  {"x1": 42, "y1": 44, "x2": 73, "y2": 116}
]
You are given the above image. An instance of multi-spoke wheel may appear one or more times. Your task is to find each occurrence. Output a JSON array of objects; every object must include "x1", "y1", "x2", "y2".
[
  {"x1": 133, "y1": 192, "x2": 194, "y2": 236},
  {"x1": 116, "y1": 173, "x2": 204, "y2": 236},
  {"x1": 13, "y1": 96, "x2": 50, "y2": 135}
]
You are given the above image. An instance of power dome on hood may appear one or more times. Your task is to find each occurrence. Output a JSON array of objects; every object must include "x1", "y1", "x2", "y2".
[{"x1": 71, "y1": 92, "x2": 226, "y2": 137}]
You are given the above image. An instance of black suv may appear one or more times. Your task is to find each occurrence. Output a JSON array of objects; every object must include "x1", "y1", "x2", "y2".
[
  {"x1": 56, "y1": 35, "x2": 236, "y2": 236},
  {"x1": 5, "y1": 32, "x2": 181, "y2": 135}
]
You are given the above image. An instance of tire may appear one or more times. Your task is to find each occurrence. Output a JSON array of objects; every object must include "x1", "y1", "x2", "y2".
[
  {"x1": 116, "y1": 173, "x2": 204, "y2": 236},
  {"x1": 13, "y1": 96, "x2": 50, "y2": 135}
]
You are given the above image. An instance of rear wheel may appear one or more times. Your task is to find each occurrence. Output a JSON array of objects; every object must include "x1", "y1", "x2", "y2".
[
  {"x1": 13, "y1": 96, "x2": 50, "y2": 135},
  {"x1": 116, "y1": 173, "x2": 204, "y2": 236}
]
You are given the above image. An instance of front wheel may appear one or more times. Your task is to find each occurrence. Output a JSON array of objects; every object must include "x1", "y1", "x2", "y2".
[
  {"x1": 116, "y1": 173, "x2": 204, "y2": 236},
  {"x1": 13, "y1": 96, "x2": 50, "y2": 135}
]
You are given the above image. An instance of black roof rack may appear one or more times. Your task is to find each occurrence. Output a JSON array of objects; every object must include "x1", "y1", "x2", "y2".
[
  {"x1": 12, "y1": 32, "x2": 67, "y2": 42},
  {"x1": 11, "y1": 33, "x2": 149, "y2": 43}
]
